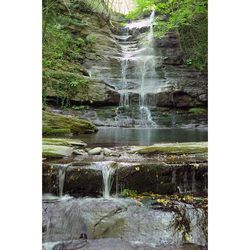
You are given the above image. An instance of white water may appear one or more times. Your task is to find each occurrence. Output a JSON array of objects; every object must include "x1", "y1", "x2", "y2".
[
  {"x1": 100, "y1": 162, "x2": 115, "y2": 199},
  {"x1": 53, "y1": 163, "x2": 72, "y2": 198},
  {"x1": 118, "y1": 11, "x2": 157, "y2": 127}
]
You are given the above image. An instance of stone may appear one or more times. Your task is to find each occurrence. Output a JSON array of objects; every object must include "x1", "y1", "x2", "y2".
[
  {"x1": 43, "y1": 138, "x2": 87, "y2": 147},
  {"x1": 103, "y1": 148, "x2": 112, "y2": 156},
  {"x1": 88, "y1": 147, "x2": 102, "y2": 155},
  {"x1": 43, "y1": 198, "x2": 207, "y2": 246},
  {"x1": 73, "y1": 149, "x2": 88, "y2": 157},
  {"x1": 43, "y1": 111, "x2": 98, "y2": 135},
  {"x1": 42, "y1": 145, "x2": 73, "y2": 158}
]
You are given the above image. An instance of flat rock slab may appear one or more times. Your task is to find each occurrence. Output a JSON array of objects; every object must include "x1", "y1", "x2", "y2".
[
  {"x1": 42, "y1": 145, "x2": 74, "y2": 158},
  {"x1": 43, "y1": 138, "x2": 87, "y2": 147},
  {"x1": 130, "y1": 142, "x2": 208, "y2": 155}
]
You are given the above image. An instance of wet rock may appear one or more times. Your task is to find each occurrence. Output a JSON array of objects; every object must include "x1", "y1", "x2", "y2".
[
  {"x1": 44, "y1": 239, "x2": 205, "y2": 250},
  {"x1": 43, "y1": 198, "x2": 207, "y2": 246},
  {"x1": 43, "y1": 111, "x2": 98, "y2": 136},
  {"x1": 42, "y1": 145, "x2": 73, "y2": 159},
  {"x1": 43, "y1": 138, "x2": 87, "y2": 147},
  {"x1": 43, "y1": 161, "x2": 208, "y2": 196},
  {"x1": 88, "y1": 147, "x2": 102, "y2": 155},
  {"x1": 103, "y1": 148, "x2": 112, "y2": 156},
  {"x1": 73, "y1": 149, "x2": 88, "y2": 157}
]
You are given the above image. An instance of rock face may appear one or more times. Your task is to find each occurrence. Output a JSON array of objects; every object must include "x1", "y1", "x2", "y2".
[
  {"x1": 44, "y1": 7, "x2": 207, "y2": 110},
  {"x1": 43, "y1": 198, "x2": 207, "y2": 246},
  {"x1": 155, "y1": 31, "x2": 184, "y2": 65},
  {"x1": 43, "y1": 162, "x2": 207, "y2": 196}
]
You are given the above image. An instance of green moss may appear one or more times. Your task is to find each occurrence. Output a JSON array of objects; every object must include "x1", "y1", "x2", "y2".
[
  {"x1": 43, "y1": 138, "x2": 85, "y2": 146},
  {"x1": 121, "y1": 189, "x2": 138, "y2": 198},
  {"x1": 135, "y1": 145, "x2": 207, "y2": 155},
  {"x1": 42, "y1": 150, "x2": 64, "y2": 158},
  {"x1": 42, "y1": 127, "x2": 71, "y2": 136},
  {"x1": 43, "y1": 111, "x2": 97, "y2": 135},
  {"x1": 188, "y1": 107, "x2": 207, "y2": 114}
]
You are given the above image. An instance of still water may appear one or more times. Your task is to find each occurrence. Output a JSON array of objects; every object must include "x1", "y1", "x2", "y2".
[{"x1": 74, "y1": 127, "x2": 208, "y2": 147}]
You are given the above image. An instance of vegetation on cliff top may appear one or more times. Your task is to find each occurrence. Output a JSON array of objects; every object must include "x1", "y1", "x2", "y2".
[{"x1": 127, "y1": 0, "x2": 208, "y2": 71}]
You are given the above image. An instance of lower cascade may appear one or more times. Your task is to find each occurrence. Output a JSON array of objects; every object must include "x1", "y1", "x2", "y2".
[{"x1": 101, "y1": 162, "x2": 115, "y2": 199}]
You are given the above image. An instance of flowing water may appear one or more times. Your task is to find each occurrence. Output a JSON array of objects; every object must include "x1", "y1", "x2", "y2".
[
  {"x1": 117, "y1": 11, "x2": 157, "y2": 127},
  {"x1": 53, "y1": 163, "x2": 71, "y2": 198},
  {"x1": 101, "y1": 162, "x2": 115, "y2": 199}
]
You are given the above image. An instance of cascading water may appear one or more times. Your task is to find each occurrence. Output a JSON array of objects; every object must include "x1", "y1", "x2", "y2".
[
  {"x1": 101, "y1": 162, "x2": 115, "y2": 199},
  {"x1": 117, "y1": 11, "x2": 157, "y2": 127},
  {"x1": 54, "y1": 163, "x2": 71, "y2": 198},
  {"x1": 119, "y1": 29, "x2": 130, "y2": 107}
]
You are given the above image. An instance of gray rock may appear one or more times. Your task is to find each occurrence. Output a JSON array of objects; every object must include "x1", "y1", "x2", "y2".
[
  {"x1": 42, "y1": 145, "x2": 73, "y2": 158},
  {"x1": 73, "y1": 149, "x2": 88, "y2": 157},
  {"x1": 103, "y1": 148, "x2": 112, "y2": 156},
  {"x1": 88, "y1": 147, "x2": 102, "y2": 155}
]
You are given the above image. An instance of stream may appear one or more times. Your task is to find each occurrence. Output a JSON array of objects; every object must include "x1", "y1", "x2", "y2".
[
  {"x1": 43, "y1": 11, "x2": 208, "y2": 250},
  {"x1": 73, "y1": 127, "x2": 208, "y2": 147}
]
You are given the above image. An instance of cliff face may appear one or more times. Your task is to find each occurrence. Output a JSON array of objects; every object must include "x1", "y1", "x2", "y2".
[
  {"x1": 43, "y1": 1, "x2": 122, "y2": 106},
  {"x1": 43, "y1": 2, "x2": 207, "y2": 112}
]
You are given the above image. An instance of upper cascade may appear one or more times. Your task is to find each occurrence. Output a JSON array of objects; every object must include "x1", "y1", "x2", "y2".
[{"x1": 117, "y1": 11, "x2": 157, "y2": 127}]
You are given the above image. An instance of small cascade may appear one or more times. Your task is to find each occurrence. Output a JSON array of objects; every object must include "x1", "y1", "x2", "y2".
[
  {"x1": 117, "y1": 10, "x2": 158, "y2": 127},
  {"x1": 54, "y1": 163, "x2": 71, "y2": 198},
  {"x1": 101, "y1": 162, "x2": 116, "y2": 199}
]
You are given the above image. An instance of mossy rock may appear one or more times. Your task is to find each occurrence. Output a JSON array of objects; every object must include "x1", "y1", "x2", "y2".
[
  {"x1": 134, "y1": 142, "x2": 208, "y2": 155},
  {"x1": 42, "y1": 145, "x2": 74, "y2": 158},
  {"x1": 42, "y1": 138, "x2": 87, "y2": 147},
  {"x1": 43, "y1": 111, "x2": 97, "y2": 136},
  {"x1": 188, "y1": 107, "x2": 207, "y2": 114}
]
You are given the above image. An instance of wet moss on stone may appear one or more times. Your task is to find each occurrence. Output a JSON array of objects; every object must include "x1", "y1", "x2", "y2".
[{"x1": 43, "y1": 111, "x2": 98, "y2": 135}]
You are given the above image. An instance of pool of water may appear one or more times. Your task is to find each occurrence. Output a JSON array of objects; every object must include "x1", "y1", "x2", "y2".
[{"x1": 74, "y1": 127, "x2": 208, "y2": 147}]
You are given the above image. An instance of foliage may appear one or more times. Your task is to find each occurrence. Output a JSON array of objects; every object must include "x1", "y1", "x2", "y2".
[
  {"x1": 127, "y1": 0, "x2": 208, "y2": 71},
  {"x1": 42, "y1": 1, "x2": 99, "y2": 107},
  {"x1": 121, "y1": 189, "x2": 138, "y2": 198}
]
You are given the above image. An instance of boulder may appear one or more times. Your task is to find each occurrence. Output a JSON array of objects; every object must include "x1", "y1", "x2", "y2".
[
  {"x1": 88, "y1": 147, "x2": 103, "y2": 155},
  {"x1": 103, "y1": 148, "x2": 112, "y2": 156},
  {"x1": 43, "y1": 111, "x2": 98, "y2": 136}
]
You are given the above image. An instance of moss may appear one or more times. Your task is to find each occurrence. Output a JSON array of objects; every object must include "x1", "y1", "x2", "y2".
[
  {"x1": 121, "y1": 189, "x2": 138, "y2": 198},
  {"x1": 43, "y1": 138, "x2": 85, "y2": 146},
  {"x1": 42, "y1": 150, "x2": 65, "y2": 158},
  {"x1": 42, "y1": 127, "x2": 71, "y2": 136},
  {"x1": 42, "y1": 144, "x2": 73, "y2": 158},
  {"x1": 188, "y1": 107, "x2": 207, "y2": 114},
  {"x1": 43, "y1": 111, "x2": 98, "y2": 135},
  {"x1": 135, "y1": 145, "x2": 207, "y2": 155}
]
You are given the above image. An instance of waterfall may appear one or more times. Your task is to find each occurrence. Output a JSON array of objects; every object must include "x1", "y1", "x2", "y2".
[
  {"x1": 53, "y1": 163, "x2": 71, "y2": 198},
  {"x1": 118, "y1": 10, "x2": 157, "y2": 127},
  {"x1": 101, "y1": 162, "x2": 115, "y2": 199}
]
